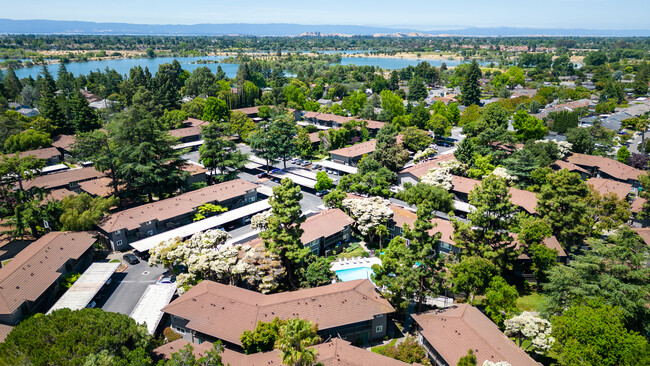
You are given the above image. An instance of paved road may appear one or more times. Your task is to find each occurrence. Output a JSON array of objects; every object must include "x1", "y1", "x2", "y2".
[{"x1": 99, "y1": 259, "x2": 166, "y2": 316}]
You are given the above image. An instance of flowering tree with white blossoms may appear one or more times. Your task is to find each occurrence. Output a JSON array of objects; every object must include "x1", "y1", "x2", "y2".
[
  {"x1": 413, "y1": 148, "x2": 437, "y2": 164},
  {"x1": 504, "y1": 311, "x2": 555, "y2": 353},
  {"x1": 482, "y1": 361, "x2": 512, "y2": 366},
  {"x1": 149, "y1": 229, "x2": 285, "y2": 294},
  {"x1": 490, "y1": 167, "x2": 516, "y2": 181},
  {"x1": 250, "y1": 210, "x2": 272, "y2": 231},
  {"x1": 421, "y1": 166, "x2": 453, "y2": 190},
  {"x1": 534, "y1": 140, "x2": 573, "y2": 159},
  {"x1": 342, "y1": 196, "x2": 393, "y2": 244}
]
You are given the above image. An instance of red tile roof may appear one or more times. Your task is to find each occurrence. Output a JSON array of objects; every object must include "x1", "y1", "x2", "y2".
[
  {"x1": 162, "y1": 279, "x2": 394, "y2": 346},
  {"x1": 300, "y1": 209, "x2": 354, "y2": 244},
  {"x1": 566, "y1": 153, "x2": 644, "y2": 181},
  {"x1": 587, "y1": 178, "x2": 632, "y2": 200},
  {"x1": 98, "y1": 179, "x2": 258, "y2": 233},
  {"x1": 413, "y1": 304, "x2": 540, "y2": 366},
  {"x1": 0, "y1": 231, "x2": 96, "y2": 317}
]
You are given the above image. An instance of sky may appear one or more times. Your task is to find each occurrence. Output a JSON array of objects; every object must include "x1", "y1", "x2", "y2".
[{"x1": 5, "y1": 0, "x2": 650, "y2": 30}]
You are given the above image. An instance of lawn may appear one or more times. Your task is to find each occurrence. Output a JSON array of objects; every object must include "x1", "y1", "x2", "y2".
[
  {"x1": 371, "y1": 339, "x2": 397, "y2": 354},
  {"x1": 336, "y1": 243, "x2": 368, "y2": 259},
  {"x1": 517, "y1": 293, "x2": 547, "y2": 313}
]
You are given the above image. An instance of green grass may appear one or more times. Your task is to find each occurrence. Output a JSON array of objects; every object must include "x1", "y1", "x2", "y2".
[
  {"x1": 109, "y1": 259, "x2": 120, "y2": 263},
  {"x1": 517, "y1": 293, "x2": 547, "y2": 312},
  {"x1": 337, "y1": 244, "x2": 368, "y2": 259},
  {"x1": 1, "y1": 259, "x2": 11, "y2": 266},
  {"x1": 371, "y1": 339, "x2": 397, "y2": 354}
]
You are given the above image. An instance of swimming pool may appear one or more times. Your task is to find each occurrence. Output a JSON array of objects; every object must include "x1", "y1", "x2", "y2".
[{"x1": 335, "y1": 266, "x2": 374, "y2": 282}]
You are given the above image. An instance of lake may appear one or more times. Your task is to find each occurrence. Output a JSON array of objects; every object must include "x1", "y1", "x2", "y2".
[{"x1": 11, "y1": 55, "x2": 489, "y2": 80}]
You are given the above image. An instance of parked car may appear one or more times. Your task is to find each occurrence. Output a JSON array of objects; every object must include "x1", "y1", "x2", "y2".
[
  {"x1": 122, "y1": 253, "x2": 139, "y2": 265},
  {"x1": 270, "y1": 168, "x2": 282, "y2": 173},
  {"x1": 316, "y1": 190, "x2": 329, "y2": 197},
  {"x1": 133, "y1": 249, "x2": 149, "y2": 260},
  {"x1": 301, "y1": 161, "x2": 311, "y2": 167},
  {"x1": 157, "y1": 276, "x2": 175, "y2": 284},
  {"x1": 257, "y1": 172, "x2": 268, "y2": 178},
  {"x1": 291, "y1": 158, "x2": 300, "y2": 163},
  {"x1": 243, "y1": 216, "x2": 251, "y2": 224},
  {"x1": 86, "y1": 300, "x2": 96, "y2": 308}
]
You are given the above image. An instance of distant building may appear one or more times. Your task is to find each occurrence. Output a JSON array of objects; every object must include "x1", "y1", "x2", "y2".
[
  {"x1": 22, "y1": 167, "x2": 105, "y2": 192},
  {"x1": 162, "y1": 279, "x2": 394, "y2": 349},
  {"x1": 565, "y1": 153, "x2": 644, "y2": 186},
  {"x1": 16, "y1": 147, "x2": 62, "y2": 166},
  {"x1": 330, "y1": 139, "x2": 377, "y2": 166}
]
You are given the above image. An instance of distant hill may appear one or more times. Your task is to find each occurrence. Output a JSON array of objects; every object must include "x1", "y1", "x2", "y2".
[{"x1": 0, "y1": 19, "x2": 648, "y2": 37}]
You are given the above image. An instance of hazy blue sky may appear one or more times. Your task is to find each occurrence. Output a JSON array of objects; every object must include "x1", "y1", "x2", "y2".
[{"x1": 6, "y1": 0, "x2": 650, "y2": 29}]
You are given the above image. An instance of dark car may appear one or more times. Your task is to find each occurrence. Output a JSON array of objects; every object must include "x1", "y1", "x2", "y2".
[
  {"x1": 122, "y1": 253, "x2": 139, "y2": 265},
  {"x1": 133, "y1": 249, "x2": 149, "y2": 260},
  {"x1": 316, "y1": 190, "x2": 329, "y2": 197},
  {"x1": 257, "y1": 172, "x2": 268, "y2": 178}
]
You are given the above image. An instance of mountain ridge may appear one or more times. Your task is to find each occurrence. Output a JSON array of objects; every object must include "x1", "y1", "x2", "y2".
[{"x1": 0, "y1": 19, "x2": 648, "y2": 37}]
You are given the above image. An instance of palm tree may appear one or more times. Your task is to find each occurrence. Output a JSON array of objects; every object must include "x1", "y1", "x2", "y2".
[{"x1": 275, "y1": 319, "x2": 321, "y2": 366}]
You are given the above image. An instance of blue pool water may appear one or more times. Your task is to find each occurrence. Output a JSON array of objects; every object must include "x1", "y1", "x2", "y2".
[{"x1": 335, "y1": 266, "x2": 374, "y2": 282}]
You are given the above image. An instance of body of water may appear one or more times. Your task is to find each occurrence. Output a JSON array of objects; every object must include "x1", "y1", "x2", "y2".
[
  {"x1": 11, "y1": 55, "x2": 489, "y2": 80},
  {"x1": 335, "y1": 266, "x2": 374, "y2": 282}
]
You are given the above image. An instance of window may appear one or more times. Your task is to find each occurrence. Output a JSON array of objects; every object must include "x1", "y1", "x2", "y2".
[
  {"x1": 116, "y1": 240, "x2": 123, "y2": 246},
  {"x1": 376, "y1": 325, "x2": 383, "y2": 333},
  {"x1": 174, "y1": 326, "x2": 186, "y2": 334},
  {"x1": 146, "y1": 221, "x2": 152, "y2": 225},
  {"x1": 115, "y1": 230, "x2": 120, "y2": 235}
]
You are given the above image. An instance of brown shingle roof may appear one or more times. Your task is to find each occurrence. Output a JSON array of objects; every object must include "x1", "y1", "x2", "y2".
[
  {"x1": 451, "y1": 176, "x2": 538, "y2": 214},
  {"x1": 0, "y1": 231, "x2": 96, "y2": 317},
  {"x1": 22, "y1": 167, "x2": 105, "y2": 190},
  {"x1": 632, "y1": 228, "x2": 650, "y2": 246},
  {"x1": 16, "y1": 147, "x2": 61, "y2": 161},
  {"x1": 45, "y1": 188, "x2": 78, "y2": 202},
  {"x1": 300, "y1": 209, "x2": 354, "y2": 244},
  {"x1": 169, "y1": 126, "x2": 202, "y2": 138},
  {"x1": 162, "y1": 279, "x2": 394, "y2": 346},
  {"x1": 631, "y1": 197, "x2": 646, "y2": 214},
  {"x1": 309, "y1": 131, "x2": 321, "y2": 143},
  {"x1": 587, "y1": 178, "x2": 632, "y2": 200},
  {"x1": 77, "y1": 177, "x2": 118, "y2": 197},
  {"x1": 182, "y1": 118, "x2": 209, "y2": 128},
  {"x1": 399, "y1": 154, "x2": 457, "y2": 179},
  {"x1": 0, "y1": 323, "x2": 13, "y2": 342},
  {"x1": 98, "y1": 179, "x2": 258, "y2": 233},
  {"x1": 552, "y1": 160, "x2": 590, "y2": 175},
  {"x1": 51, "y1": 134, "x2": 76, "y2": 151},
  {"x1": 155, "y1": 339, "x2": 413, "y2": 366},
  {"x1": 413, "y1": 304, "x2": 540, "y2": 366},
  {"x1": 330, "y1": 140, "x2": 377, "y2": 158},
  {"x1": 390, "y1": 205, "x2": 455, "y2": 244},
  {"x1": 566, "y1": 153, "x2": 644, "y2": 181}
]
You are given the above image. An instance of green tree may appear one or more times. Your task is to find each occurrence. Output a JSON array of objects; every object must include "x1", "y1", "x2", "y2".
[
  {"x1": 60, "y1": 193, "x2": 119, "y2": 231},
  {"x1": 314, "y1": 171, "x2": 333, "y2": 191},
  {"x1": 512, "y1": 110, "x2": 548, "y2": 141},
  {"x1": 457, "y1": 349, "x2": 478, "y2": 366},
  {"x1": 401, "y1": 126, "x2": 433, "y2": 152},
  {"x1": 373, "y1": 124, "x2": 409, "y2": 172},
  {"x1": 183, "y1": 66, "x2": 218, "y2": 97},
  {"x1": 633, "y1": 62, "x2": 649, "y2": 96},
  {"x1": 267, "y1": 115, "x2": 298, "y2": 169},
  {"x1": 249, "y1": 120, "x2": 278, "y2": 172},
  {"x1": 378, "y1": 90, "x2": 405, "y2": 122},
  {"x1": 3, "y1": 129, "x2": 52, "y2": 153},
  {"x1": 376, "y1": 337, "x2": 431, "y2": 365},
  {"x1": 0, "y1": 308, "x2": 154, "y2": 365},
  {"x1": 448, "y1": 256, "x2": 497, "y2": 304},
  {"x1": 202, "y1": 96, "x2": 231, "y2": 123},
  {"x1": 296, "y1": 128, "x2": 313, "y2": 159},
  {"x1": 428, "y1": 114, "x2": 452, "y2": 138},
  {"x1": 617, "y1": 145, "x2": 631, "y2": 164},
  {"x1": 3, "y1": 67, "x2": 21, "y2": 100},
  {"x1": 72, "y1": 130, "x2": 121, "y2": 198},
  {"x1": 199, "y1": 123, "x2": 248, "y2": 184},
  {"x1": 160, "y1": 109, "x2": 189, "y2": 130},
  {"x1": 302, "y1": 255, "x2": 334, "y2": 288},
  {"x1": 260, "y1": 179, "x2": 309, "y2": 288},
  {"x1": 68, "y1": 89, "x2": 100, "y2": 133},
  {"x1": 529, "y1": 243, "x2": 557, "y2": 283},
  {"x1": 551, "y1": 303, "x2": 650, "y2": 366},
  {"x1": 536, "y1": 169, "x2": 592, "y2": 250},
  {"x1": 543, "y1": 227, "x2": 650, "y2": 334},
  {"x1": 566, "y1": 127, "x2": 594, "y2": 154},
  {"x1": 453, "y1": 175, "x2": 520, "y2": 271},
  {"x1": 229, "y1": 111, "x2": 256, "y2": 140},
  {"x1": 460, "y1": 60, "x2": 482, "y2": 106},
  {"x1": 181, "y1": 97, "x2": 207, "y2": 119},
  {"x1": 241, "y1": 318, "x2": 285, "y2": 355},
  {"x1": 407, "y1": 77, "x2": 427, "y2": 101},
  {"x1": 322, "y1": 189, "x2": 347, "y2": 209},
  {"x1": 275, "y1": 319, "x2": 321, "y2": 366},
  {"x1": 162, "y1": 341, "x2": 225, "y2": 366},
  {"x1": 484, "y1": 276, "x2": 519, "y2": 328}
]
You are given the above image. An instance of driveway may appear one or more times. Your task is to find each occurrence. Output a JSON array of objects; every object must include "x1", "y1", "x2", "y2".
[{"x1": 99, "y1": 259, "x2": 167, "y2": 315}]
